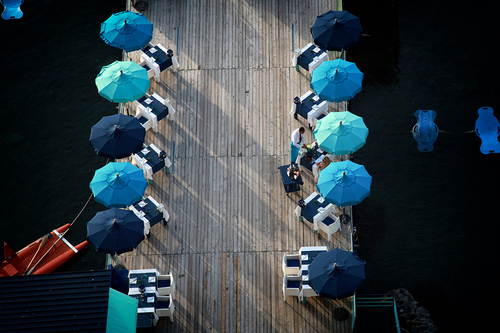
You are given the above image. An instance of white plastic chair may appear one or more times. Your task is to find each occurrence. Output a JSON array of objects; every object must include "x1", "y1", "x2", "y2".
[
  {"x1": 282, "y1": 253, "x2": 301, "y2": 275},
  {"x1": 138, "y1": 59, "x2": 157, "y2": 81},
  {"x1": 318, "y1": 213, "x2": 341, "y2": 241},
  {"x1": 155, "y1": 295, "x2": 174, "y2": 322},
  {"x1": 283, "y1": 275, "x2": 301, "y2": 301},
  {"x1": 157, "y1": 271, "x2": 175, "y2": 297}
]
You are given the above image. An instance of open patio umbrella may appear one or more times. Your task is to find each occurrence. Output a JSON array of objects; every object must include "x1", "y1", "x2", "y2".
[
  {"x1": 89, "y1": 113, "x2": 145, "y2": 159},
  {"x1": 310, "y1": 59, "x2": 363, "y2": 103},
  {"x1": 90, "y1": 162, "x2": 148, "y2": 208},
  {"x1": 313, "y1": 111, "x2": 368, "y2": 155},
  {"x1": 87, "y1": 207, "x2": 145, "y2": 255},
  {"x1": 311, "y1": 10, "x2": 363, "y2": 51},
  {"x1": 100, "y1": 10, "x2": 153, "y2": 52},
  {"x1": 316, "y1": 160, "x2": 371, "y2": 207},
  {"x1": 308, "y1": 248, "x2": 366, "y2": 299},
  {"x1": 95, "y1": 60, "x2": 150, "y2": 103}
]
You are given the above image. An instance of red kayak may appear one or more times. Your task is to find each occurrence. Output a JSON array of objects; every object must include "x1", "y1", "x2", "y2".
[{"x1": 1, "y1": 224, "x2": 88, "y2": 276}]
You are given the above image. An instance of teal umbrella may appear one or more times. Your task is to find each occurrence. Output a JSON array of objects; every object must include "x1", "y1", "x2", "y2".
[
  {"x1": 95, "y1": 61, "x2": 150, "y2": 103},
  {"x1": 90, "y1": 162, "x2": 148, "y2": 208},
  {"x1": 310, "y1": 59, "x2": 363, "y2": 102},
  {"x1": 313, "y1": 111, "x2": 368, "y2": 155},
  {"x1": 100, "y1": 11, "x2": 153, "y2": 52},
  {"x1": 316, "y1": 160, "x2": 371, "y2": 207}
]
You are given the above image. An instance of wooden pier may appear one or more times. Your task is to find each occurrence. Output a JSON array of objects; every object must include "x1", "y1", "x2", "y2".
[{"x1": 118, "y1": 1, "x2": 355, "y2": 332}]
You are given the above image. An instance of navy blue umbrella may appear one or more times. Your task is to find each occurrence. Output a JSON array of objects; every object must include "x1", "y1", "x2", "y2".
[
  {"x1": 86, "y1": 208, "x2": 145, "y2": 255},
  {"x1": 310, "y1": 10, "x2": 363, "y2": 51},
  {"x1": 308, "y1": 248, "x2": 366, "y2": 299},
  {"x1": 89, "y1": 113, "x2": 145, "y2": 159}
]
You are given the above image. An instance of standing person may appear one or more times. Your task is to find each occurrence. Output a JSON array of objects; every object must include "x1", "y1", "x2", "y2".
[{"x1": 290, "y1": 127, "x2": 306, "y2": 164}]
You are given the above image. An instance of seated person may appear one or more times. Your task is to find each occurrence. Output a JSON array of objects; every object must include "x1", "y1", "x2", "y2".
[{"x1": 316, "y1": 156, "x2": 331, "y2": 171}]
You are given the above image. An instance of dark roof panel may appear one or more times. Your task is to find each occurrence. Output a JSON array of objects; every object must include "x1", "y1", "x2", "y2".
[{"x1": 0, "y1": 270, "x2": 112, "y2": 333}]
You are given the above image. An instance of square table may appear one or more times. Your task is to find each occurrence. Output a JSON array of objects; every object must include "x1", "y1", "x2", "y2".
[
  {"x1": 295, "y1": 192, "x2": 336, "y2": 231},
  {"x1": 129, "y1": 195, "x2": 170, "y2": 235},
  {"x1": 289, "y1": 90, "x2": 329, "y2": 129},
  {"x1": 298, "y1": 246, "x2": 328, "y2": 301},
  {"x1": 132, "y1": 144, "x2": 172, "y2": 181},
  {"x1": 128, "y1": 269, "x2": 160, "y2": 327},
  {"x1": 134, "y1": 93, "x2": 176, "y2": 133},
  {"x1": 141, "y1": 44, "x2": 180, "y2": 82},
  {"x1": 296, "y1": 145, "x2": 325, "y2": 173},
  {"x1": 292, "y1": 43, "x2": 329, "y2": 74},
  {"x1": 278, "y1": 165, "x2": 303, "y2": 194}
]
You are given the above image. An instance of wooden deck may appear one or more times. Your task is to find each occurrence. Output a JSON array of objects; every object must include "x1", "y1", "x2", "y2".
[{"x1": 118, "y1": 1, "x2": 356, "y2": 332}]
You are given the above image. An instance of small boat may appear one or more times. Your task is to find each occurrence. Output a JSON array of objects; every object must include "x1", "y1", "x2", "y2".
[{"x1": 1, "y1": 224, "x2": 88, "y2": 276}]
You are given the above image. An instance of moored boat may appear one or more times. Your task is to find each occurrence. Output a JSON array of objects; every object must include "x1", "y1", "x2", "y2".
[{"x1": 1, "y1": 223, "x2": 88, "y2": 276}]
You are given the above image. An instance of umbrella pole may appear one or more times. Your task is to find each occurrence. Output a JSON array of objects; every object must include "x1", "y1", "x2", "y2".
[{"x1": 332, "y1": 298, "x2": 350, "y2": 321}]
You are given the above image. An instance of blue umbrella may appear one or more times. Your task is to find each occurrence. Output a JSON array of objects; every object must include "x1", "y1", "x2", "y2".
[
  {"x1": 87, "y1": 208, "x2": 145, "y2": 255},
  {"x1": 100, "y1": 11, "x2": 153, "y2": 52},
  {"x1": 95, "y1": 60, "x2": 150, "y2": 103},
  {"x1": 90, "y1": 162, "x2": 148, "y2": 208},
  {"x1": 89, "y1": 113, "x2": 145, "y2": 159},
  {"x1": 308, "y1": 248, "x2": 366, "y2": 299},
  {"x1": 311, "y1": 10, "x2": 363, "y2": 51},
  {"x1": 310, "y1": 59, "x2": 363, "y2": 103},
  {"x1": 316, "y1": 160, "x2": 371, "y2": 207},
  {"x1": 313, "y1": 111, "x2": 369, "y2": 155}
]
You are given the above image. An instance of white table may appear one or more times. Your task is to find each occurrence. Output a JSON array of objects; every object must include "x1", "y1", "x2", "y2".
[
  {"x1": 298, "y1": 246, "x2": 328, "y2": 301},
  {"x1": 141, "y1": 44, "x2": 180, "y2": 82},
  {"x1": 132, "y1": 144, "x2": 172, "y2": 180},
  {"x1": 129, "y1": 196, "x2": 170, "y2": 235},
  {"x1": 295, "y1": 192, "x2": 336, "y2": 231},
  {"x1": 289, "y1": 91, "x2": 329, "y2": 130},
  {"x1": 292, "y1": 43, "x2": 329, "y2": 74}
]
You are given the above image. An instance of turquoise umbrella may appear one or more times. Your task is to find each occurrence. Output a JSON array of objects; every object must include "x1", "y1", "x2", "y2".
[
  {"x1": 100, "y1": 11, "x2": 153, "y2": 52},
  {"x1": 316, "y1": 160, "x2": 371, "y2": 207},
  {"x1": 90, "y1": 162, "x2": 148, "y2": 208},
  {"x1": 310, "y1": 59, "x2": 363, "y2": 103},
  {"x1": 95, "y1": 61, "x2": 150, "y2": 103},
  {"x1": 313, "y1": 111, "x2": 368, "y2": 155}
]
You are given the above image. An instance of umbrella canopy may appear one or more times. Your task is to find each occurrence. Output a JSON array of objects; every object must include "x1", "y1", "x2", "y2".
[
  {"x1": 308, "y1": 248, "x2": 366, "y2": 299},
  {"x1": 87, "y1": 208, "x2": 145, "y2": 255},
  {"x1": 90, "y1": 162, "x2": 148, "y2": 208},
  {"x1": 89, "y1": 113, "x2": 145, "y2": 159},
  {"x1": 310, "y1": 59, "x2": 363, "y2": 103},
  {"x1": 313, "y1": 111, "x2": 368, "y2": 155},
  {"x1": 316, "y1": 160, "x2": 371, "y2": 207},
  {"x1": 100, "y1": 11, "x2": 153, "y2": 52},
  {"x1": 311, "y1": 10, "x2": 363, "y2": 51},
  {"x1": 95, "y1": 61, "x2": 150, "y2": 103}
]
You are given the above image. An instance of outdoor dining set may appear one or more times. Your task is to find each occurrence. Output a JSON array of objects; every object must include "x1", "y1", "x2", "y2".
[
  {"x1": 280, "y1": 9, "x2": 371, "y2": 314},
  {"x1": 78, "y1": 9, "x2": 181, "y2": 328}
]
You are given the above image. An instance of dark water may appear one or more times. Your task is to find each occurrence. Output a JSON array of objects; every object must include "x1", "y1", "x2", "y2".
[
  {"x1": 345, "y1": 0, "x2": 500, "y2": 331},
  {"x1": 0, "y1": 0, "x2": 123, "y2": 271},
  {"x1": 2, "y1": 1, "x2": 499, "y2": 332}
]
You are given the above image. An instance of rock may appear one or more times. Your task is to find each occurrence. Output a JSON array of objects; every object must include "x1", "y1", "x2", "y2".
[{"x1": 389, "y1": 288, "x2": 437, "y2": 333}]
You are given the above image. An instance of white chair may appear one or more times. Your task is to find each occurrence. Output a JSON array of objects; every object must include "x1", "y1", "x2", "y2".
[
  {"x1": 138, "y1": 59, "x2": 157, "y2": 81},
  {"x1": 157, "y1": 271, "x2": 175, "y2": 297},
  {"x1": 313, "y1": 203, "x2": 337, "y2": 232},
  {"x1": 318, "y1": 213, "x2": 341, "y2": 241},
  {"x1": 282, "y1": 253, "x2": 301, "y2": 275},
  {"x1": 283, "y1": 275, "x2": 301, "y2": 301},
  {"x1": 156, "y1": 295, "x2": 174, "y2": 322}
]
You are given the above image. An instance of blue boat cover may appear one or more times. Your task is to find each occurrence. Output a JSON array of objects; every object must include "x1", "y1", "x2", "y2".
[
  {"x1": 475, "y1": 106, "x2": 500, "y2": 154},
  {"x1": 412, "y1": 110, "x2": 438, "y2": 152}
]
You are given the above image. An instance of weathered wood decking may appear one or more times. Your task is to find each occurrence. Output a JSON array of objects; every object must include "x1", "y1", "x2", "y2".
[{"x1": 118, "y1": 1, "x2": 355, "y2": 332}]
